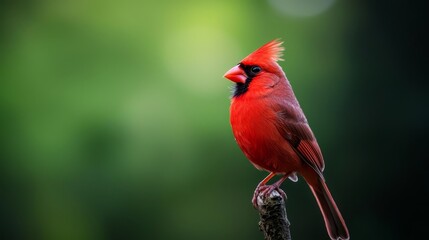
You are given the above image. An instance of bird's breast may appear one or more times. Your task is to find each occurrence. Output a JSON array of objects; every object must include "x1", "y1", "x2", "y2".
[{"x1": 230, "y1": 97, "x2": 299, "y2": 173}]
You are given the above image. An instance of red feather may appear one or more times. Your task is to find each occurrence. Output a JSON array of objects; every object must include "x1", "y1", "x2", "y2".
[{"x1": 242, "y1": 39, "x2": 284, "y2": 64}]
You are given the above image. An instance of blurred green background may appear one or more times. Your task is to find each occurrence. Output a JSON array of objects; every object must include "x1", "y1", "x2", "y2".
[{"x1": 1, "y1": 0, "x2": 426, "y2": 239}]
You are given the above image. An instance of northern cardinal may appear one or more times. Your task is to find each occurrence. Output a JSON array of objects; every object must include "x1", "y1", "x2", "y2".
[{"x1": 224, "y1": 39, "x2": 349, "y2": 240}]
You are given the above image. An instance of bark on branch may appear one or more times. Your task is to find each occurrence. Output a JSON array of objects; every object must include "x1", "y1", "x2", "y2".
[{"x1": 256, "y1": 190, "x2": 292, "y2": 240}]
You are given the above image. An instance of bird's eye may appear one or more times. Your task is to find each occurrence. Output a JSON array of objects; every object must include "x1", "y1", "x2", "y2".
[{"x1": 251, "y1": 66, "x2": 261, "y2": 74}]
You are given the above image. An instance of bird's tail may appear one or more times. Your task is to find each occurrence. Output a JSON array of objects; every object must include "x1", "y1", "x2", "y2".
[{"x1": 307, "y1": 176, "x2": 350, "y2": 240}]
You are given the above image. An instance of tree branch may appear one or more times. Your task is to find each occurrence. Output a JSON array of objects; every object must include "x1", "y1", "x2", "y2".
[{"x1": 256, "y1": 190, "x2": 292, "y2": 240}]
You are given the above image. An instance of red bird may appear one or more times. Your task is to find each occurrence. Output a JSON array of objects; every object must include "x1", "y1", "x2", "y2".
[{"x1": 224, "y1": 39, "x2": 349, "y2": 240}]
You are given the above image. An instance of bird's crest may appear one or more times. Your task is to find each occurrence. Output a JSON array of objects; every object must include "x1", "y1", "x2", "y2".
[{"x1": 242, "y1": 39, "x2": 284, "y2": 65}]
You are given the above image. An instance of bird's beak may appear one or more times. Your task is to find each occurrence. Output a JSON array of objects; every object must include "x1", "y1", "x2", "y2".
[{"x1": 224, "y1": 65, "x2": 247, "y2": 84}]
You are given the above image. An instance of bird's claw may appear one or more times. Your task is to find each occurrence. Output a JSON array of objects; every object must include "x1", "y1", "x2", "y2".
[{"x1": 252, "y1": 184, "x2": 286, "y2": 208}]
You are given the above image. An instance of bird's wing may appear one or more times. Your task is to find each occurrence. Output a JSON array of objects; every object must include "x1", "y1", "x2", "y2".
[{"x1": 274, "y1": 102, "x2": 325, "y2": 178}]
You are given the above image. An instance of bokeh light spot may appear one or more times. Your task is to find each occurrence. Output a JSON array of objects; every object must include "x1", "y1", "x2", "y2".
[{"x1": 268, "y1": 0, "x2": 336, "y2": 17}]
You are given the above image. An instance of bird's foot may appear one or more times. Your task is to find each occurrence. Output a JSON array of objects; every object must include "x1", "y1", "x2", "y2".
[{"x1": 252, "y1": 184, "x2": 286, "y2": 208}]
